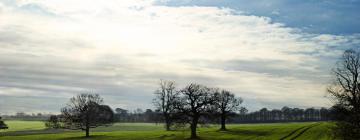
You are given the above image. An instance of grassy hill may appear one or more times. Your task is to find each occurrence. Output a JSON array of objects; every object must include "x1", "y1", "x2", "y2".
[{"x1": 0, "y1": 121, "x2": 336, "y2": 140}]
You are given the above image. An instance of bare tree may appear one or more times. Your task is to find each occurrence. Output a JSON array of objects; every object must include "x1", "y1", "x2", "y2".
[
  {"x1": 174, "y1": 83, "x2": 216, "y2": 139},
  {"x1": 153, "y1": 80, "x2": 178, "y2": 131},
  {"x1": 61, "y1": 93, "x2": 114, "y2": 137},
  {"x1": 328, "y1": 49, "x2": 360, "y2": 139},
  {"x1": 214, "y1": 90, "x2": 243, "y2": 130}
]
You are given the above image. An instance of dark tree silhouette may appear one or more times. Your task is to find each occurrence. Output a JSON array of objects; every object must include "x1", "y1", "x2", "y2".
[
  {"x1": 214, "y1": 89, "x2": 243, "y2": 131},
  {"x1": 153, "y1": 80, "x2": 178, "y2": 131},
  {"x1": 0, "y1": 117, "x2": 8, "y2": 130},
  {"x1": 174, "y1": 83, "x2": 216, "y2": 139},
  {"x1": 45, "y1": 115, "x2": 61, "y2": 129},
  {"x1": 114, "y1": 108, "x2": 128, "y2": 122},
  {"x1": 235, "y1": 106, "x2": 330, "y2": 123},
  {"x1": 61, "y1": 93, "x2": 114, "y2": 137},
  {"x1": 328, "y1": 49, "x2": 360, "y2": 139},
  {"x1": 282, "y1": 106, "x2": 291, "y2": 121}
]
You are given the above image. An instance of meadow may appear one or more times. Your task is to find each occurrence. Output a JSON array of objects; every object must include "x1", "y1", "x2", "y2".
[{"x1": 0, "y1": 121, "x2": 336, "y2": 140}]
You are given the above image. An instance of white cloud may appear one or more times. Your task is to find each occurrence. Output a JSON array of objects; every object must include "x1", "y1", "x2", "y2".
[{"x1": 0, "y1": 0, "x2": 359, "y2": 113}]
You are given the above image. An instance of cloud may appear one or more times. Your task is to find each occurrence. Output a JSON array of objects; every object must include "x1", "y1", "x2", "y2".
[
  {"x1": 158, "y1": 0, "x2": 360, "y2": 34},
  {"x1": 0, "y1": 0, "x2": 359, "y2": 114}
]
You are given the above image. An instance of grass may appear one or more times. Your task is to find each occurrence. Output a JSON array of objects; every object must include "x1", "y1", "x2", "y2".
[
  {"x1": 0, "y1": 121, "x2": 337, "y2": 140},
  {"x1": 1, "y1": 121, "x2": 46, "y2": 132}
]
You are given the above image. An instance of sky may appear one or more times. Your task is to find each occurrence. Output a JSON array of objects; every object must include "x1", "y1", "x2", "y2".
[{"x1": 0, "y1": 0, "x2": 360, "y2": 114}]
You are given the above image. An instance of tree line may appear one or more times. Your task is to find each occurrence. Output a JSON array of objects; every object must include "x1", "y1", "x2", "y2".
[
  {"x1": 0, "y1": 106, "x2": 332, "y2": 124},
  {"x1": 234, "y1": 107, "x2": 331, "y2": 123},
  {"x1": 111, "y1": 106, "x2": 332, "y2": 124},
  {"x1": 1, "y1": 112, "x2": 52, "y2": 121}
]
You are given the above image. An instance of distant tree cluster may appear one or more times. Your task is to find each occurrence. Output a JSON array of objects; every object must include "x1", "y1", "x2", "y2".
[
  {"x1": 153, "y1": 80, "x2": 243, "y2": 138},
  {"x1": 234, "y1": 107, "x2": 331, "y2": 123},
  {"x1": 2, "y1": 112, "x2": 51, "y2": 121},
  {"x1": 113, "y1": 108, "x2": 161, "y2": 123}
]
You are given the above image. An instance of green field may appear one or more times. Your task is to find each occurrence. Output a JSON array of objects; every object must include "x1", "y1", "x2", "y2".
[{"x1": 0, "y1": 121, "x2": 336, "y2": 140}]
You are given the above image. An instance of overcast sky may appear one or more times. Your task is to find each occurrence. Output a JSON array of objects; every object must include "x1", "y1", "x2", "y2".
[{"x1": 0, "y1": 0, "x2": 360, "y2": 114}]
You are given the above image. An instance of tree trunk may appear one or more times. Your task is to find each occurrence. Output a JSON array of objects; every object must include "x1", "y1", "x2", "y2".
[
  {"x1": 220, "y1": 114, "x2": 226, "y2": 131},
  {"x1": 165, "y1": 118, "x2": 171, "y2": 131},
  {"x1": 85, "y1": 115, "x2": 90, "y2": 137},
  {"x1": 190, "y1": 117, "x2": 198, "y2": 139},
  {"x1": 85, "y1": 127, "x2": 90, "y2": 137}
]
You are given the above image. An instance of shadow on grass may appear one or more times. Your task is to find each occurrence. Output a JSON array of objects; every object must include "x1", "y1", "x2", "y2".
[
  {"x1": 158, "y1": 134, "x2": 177, "y2": 139},
  {"x1": 0, "y1": 129, "x2": 69, "y2": 137},
  {"x1": 58, "y1": 135, "x2": 112, "y2": 140},
  {"x1": 186, "y1": 136, "x2": 204, "y2": 140},
  {"x1": 158, "y1": 133, "x2": 205, "y2": 140},
  {"x1": 220, "y1": 129, "x2": 270, "y2": 136}
]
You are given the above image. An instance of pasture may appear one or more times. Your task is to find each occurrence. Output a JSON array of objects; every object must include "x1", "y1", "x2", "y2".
[{"x1": 0, "y1": 121, "x2": 335, "y2": 140}]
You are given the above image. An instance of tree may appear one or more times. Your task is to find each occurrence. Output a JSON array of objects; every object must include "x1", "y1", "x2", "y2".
[
  {"x1": 174, "y1": 83, "x2": 216, "y2": 139},
  {"x1": 114, "y1": 108, "x2": 128, "y2": 122},
  {"x1": 153, "y1": 80, "x2": 178, "y2": 131},
  {"x1": 45, "y1": 115, "x2": 61, "y2": 129},
  {"x1": 320, "y1": 107, "x2": 329, "y2": 120},
  {"x1": 115, "y1": 108, "x2": 128, "y2": 115},
  {"x1": 259, "y1": 108, "x2": 268, "y2": 121},
  {"x1": 61, "y1": 93, "x2": 114, "y2": 137},
  {"x1": 144, "y1": 109, "x2": 156, "y2": 122},
  {"x1": 239, "y1": 107, "x2": 248, "y2": 115},
  {"x1": 281, "y1": 106, "x2": 291, "y2": 121},
  {"x1": 0, "y1": 117, "x2": 8, "y2": 130},
  {"x1": 328, "y1": 49, "x2": 360, "y2": 139},
  {"x1": 213, "y1": 90, "x2": 243, "y2": 130}
]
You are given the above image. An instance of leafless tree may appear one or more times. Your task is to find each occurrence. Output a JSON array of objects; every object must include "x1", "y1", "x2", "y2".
[
  {"x1": 214, "y1": 89, "x2": 243, "y2": 130},
  {"x1": 174, "y1": 83, "x2": 216, "y2": 139},
  {"x1": 153, "y1": 80, "x2": 178, "y2": 131},
  {"x1": 328, "y1": 49, "x2": 360, "y2": 139},
  {"x1": 61, "y1": 93, "x2": 114, "y2": 137}
]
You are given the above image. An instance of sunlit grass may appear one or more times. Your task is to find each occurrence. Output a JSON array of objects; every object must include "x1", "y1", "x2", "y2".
[
  {"x1": 2, "y1": 121, "x2": 45, "y2": 132},
  {"x1": 0, "y1": 121, "x2": 336, "y2": 140}
]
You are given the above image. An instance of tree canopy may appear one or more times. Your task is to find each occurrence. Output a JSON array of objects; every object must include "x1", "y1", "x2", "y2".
[{"x1": 60, "y1": 93, "x2": 114, "y2": 137}]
